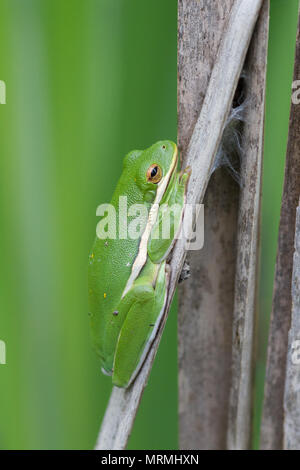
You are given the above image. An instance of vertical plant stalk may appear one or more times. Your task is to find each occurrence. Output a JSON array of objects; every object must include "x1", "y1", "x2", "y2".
[
  {"x1": 227, "y1": 0, "x2": 269, "y2": 450},
  {"x1": 178, "y1": 0, "x2": 268, "y2": 450},
  {"x1": 261, "y1": 6, "x2": 300, "y2": 450},
  {"x1": 178, "y1": 0, "x2": 237, "y2": 450},
  {"x1": 95, "y1": 0, "x2": 264, "y2": 450},
  {"x1": 284, "y1": 201, "x2": 300, "y2": 450}
]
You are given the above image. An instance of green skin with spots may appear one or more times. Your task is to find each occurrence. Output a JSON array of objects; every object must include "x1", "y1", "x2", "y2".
[{"x1": 88, "y1": 141, "x2": 189, "y2": 388}]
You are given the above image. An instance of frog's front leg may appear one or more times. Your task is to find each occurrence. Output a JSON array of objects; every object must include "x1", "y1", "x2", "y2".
[
  {"x1": 112, "y1": 261, "x2": 168, "y2": 388},
  {"x1": 148, "y1": 169, "x2": 190, "y2": 264}
]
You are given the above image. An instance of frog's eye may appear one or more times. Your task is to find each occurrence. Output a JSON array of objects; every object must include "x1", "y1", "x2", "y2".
[{"x1": 146, "y1": 164, "x2": 162, "y2": 184}]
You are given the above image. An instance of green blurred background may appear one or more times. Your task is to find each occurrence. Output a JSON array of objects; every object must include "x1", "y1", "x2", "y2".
[{"x1": 0, "y1": 0, "x2": 298, "y2": 450}]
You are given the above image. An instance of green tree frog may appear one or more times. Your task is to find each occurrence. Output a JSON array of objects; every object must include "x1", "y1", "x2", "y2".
[{"x1": 88, "y1": 141, "x2": 190, "y2": 388}]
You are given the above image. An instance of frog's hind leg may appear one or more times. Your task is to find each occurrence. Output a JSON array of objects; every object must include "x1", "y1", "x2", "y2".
[
  {"x1": 145, "y1": 261, "x2": 170, "y2": 350},
  {"x1": 100, "y1": 287, "x2": 143, "y2": 376},
  {"x1": 112, "y1": 262, "x2": 169, "y2": 388}
]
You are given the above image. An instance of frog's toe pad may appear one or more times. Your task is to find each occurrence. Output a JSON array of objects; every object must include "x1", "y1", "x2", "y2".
[{"x1": 179, "y1": 166, "x2": 192, "y2": 183}]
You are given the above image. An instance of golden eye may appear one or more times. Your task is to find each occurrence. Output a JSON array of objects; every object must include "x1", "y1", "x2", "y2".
[{"x1": 146, "y1": 164, "x2": 162, "y2": 184}]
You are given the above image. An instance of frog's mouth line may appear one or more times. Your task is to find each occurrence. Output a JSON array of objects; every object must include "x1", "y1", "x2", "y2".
[{"x1": 121, "y1": 144, "x2": 178, "y2": 299}]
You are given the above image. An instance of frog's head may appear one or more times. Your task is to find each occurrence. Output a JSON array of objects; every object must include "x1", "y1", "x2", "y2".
[{"x1": 124, "y1": 140, "x2": 178, "y2": 203}]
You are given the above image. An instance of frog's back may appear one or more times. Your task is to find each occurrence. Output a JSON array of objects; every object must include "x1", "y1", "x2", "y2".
[{"x1": 88, "y1": 165, "x2": 147, "y2": 366}]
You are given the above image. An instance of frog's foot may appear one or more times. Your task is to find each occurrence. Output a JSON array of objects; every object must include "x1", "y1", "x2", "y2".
[{"x1": 179, "y1": 165, "x2": 192, "y2": 184}]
